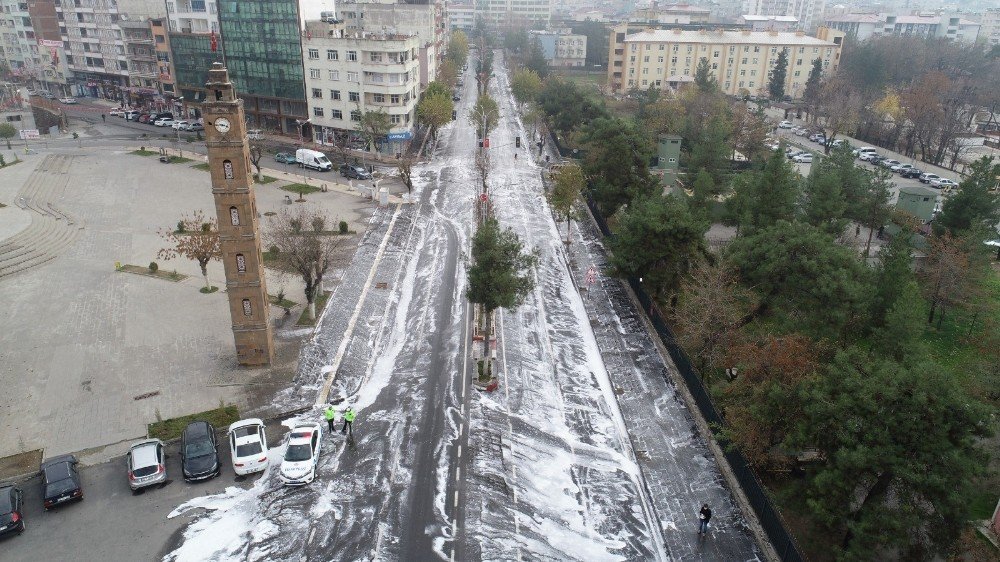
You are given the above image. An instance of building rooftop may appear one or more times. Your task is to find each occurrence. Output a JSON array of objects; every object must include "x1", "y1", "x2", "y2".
[
  {"x1": 898, "y1": 184, "x2": 938, "y2": 197},
  {"x1": 624, "y1": 29, "x2": 837, "y2": 46},
  {"x1": 741, "y1": 15, "x2": 799, "y2": 22},
  {"x1": 824, "y1": 13, "x2": 885, "y2": 24}
]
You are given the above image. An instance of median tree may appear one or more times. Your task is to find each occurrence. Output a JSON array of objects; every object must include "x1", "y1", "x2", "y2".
[
  {"x1": 447, "y1": 30, "x2": 469, "y2": 68},
  {"x1": 510, "y1": 68, "x2": 542, "y2": 111},
  {"x1": 267, "y1": 208, "x2": 343, "y2": 321},
  {"x1": 469, "y1": 92, "x2": 500, "y2": 137},
  {"x1": 547, "y1": 162, "x2": 585, "y2": 244},
  {"x1": 466, "y1": 217, "x2": 538, "y2": 366},
  {"x1": 158, "y1": 210, "x2": 222, "y2": 290},
  {"x1": 0, "y1": 122, "x2": 15, "y2": 150}
]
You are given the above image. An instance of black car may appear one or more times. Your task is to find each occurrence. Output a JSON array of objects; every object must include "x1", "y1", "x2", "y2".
[
  {"x1": 867, "y1": 154, "x2": 886, "y2": 165},
  {"x1": 0, "y1": 485, "x2": 24, "y2": 537},
  {"x1": 41, "y1": 455, "x2": 82, "y2": 510},
  {"x1": 900, "y1": 167, "x2": 923, "y2": 179},
  {"x1": 181, "y1": 421, "x2": 221, "y2": 481},
  {"x1": 339, "y1": 163, "x2": 372, "y2": 180}
]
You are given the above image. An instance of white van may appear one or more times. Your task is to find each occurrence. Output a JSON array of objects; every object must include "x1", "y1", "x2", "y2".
[
  {"x1": 296, "y1": 148, "x2": 332, "y2": 171},
  {"x1": 853, "y1": 146, "x2": 877, "y2": 158}
]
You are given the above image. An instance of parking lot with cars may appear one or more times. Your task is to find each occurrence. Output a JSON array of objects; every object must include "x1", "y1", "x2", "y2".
[{"x1": 0, "y1": 417, "x2": 290, "y2": 560}]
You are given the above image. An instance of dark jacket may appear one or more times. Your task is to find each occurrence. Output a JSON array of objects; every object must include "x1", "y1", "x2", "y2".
[{"x1": 700, "y1": 507, "x2": 712, "y2": 523}]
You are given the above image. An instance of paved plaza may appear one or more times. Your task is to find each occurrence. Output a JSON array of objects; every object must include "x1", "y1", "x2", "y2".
[{"x1": 0, "y1": 147, "x2": 375, "y2": 463}]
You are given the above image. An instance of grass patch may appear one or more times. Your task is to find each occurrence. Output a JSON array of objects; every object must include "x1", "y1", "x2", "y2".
[
  {"x1": 191, "y1": 162, "x2": 211, "y2": 171},
  {"x1": 255, "y1": 174, "x2": 278, "y2": 184},
  {"x1": 262, "y1": 249, "x2": 280, "y2": 263},
  {"x1": 165, "y1": 156, "x2": 194, "y2": 164},
  {"x1": 119, "y1": 264, "x2": 187, "y2": 282},
  {"x1": 148, "y1": 405, "x2": 240, "y2": 441},
  {"x1": 280, "y1": 183, "x2": 322, "y2": 196},
  {"x1": 199, "y1": 285, "x2": 219, "y2": 294},
  {"x1": 269, "y1": 294, "x2": 297, "y2": 309},
  {"x1": 296, "y1": 290, "x2": 331, "y2": 326},
  {"x1": 131, "y1": 149, "x2": 158, "y2": 156}
]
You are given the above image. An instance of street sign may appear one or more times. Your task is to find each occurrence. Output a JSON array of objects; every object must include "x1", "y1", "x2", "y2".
[
  {"x1": 19, "y1": 129, "x2": 40, "y2": 140},
  {"x1": 483, "y1": 138, "x2": 490, "y2": 148},
  {"x1": 480, "y1": 193, "x2": 488, "y2": 202},
  {"x1": 386, "y1": 131, "x2": 413, "y2": 141}
]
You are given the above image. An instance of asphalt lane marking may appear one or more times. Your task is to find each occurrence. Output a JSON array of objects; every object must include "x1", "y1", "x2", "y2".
[
  {"x1": 457, "y1": 445, "x2": 462, "y2": 458},
  {"x1": 316, "y1": 204, "x2": 402, "y2": 405}
]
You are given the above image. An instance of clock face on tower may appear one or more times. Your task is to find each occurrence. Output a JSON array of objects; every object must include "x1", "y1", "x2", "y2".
[{"x1": 214, "y1": 117, "x2": 231, "y2": 133}]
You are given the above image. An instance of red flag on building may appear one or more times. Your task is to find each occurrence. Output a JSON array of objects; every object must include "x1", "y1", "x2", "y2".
[{"x1": 210, "y1": 31, "x2": 218, "y2": 52}]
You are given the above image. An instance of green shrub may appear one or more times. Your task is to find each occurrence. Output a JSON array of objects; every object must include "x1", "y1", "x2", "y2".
[
  {"x1": 201, "y1": 222, "x2": 211, "y2": 232},
  {"x1": 176, "y1": 220, "x2": 186, "y2": 233},
  {"x1": 268, "y1": 245, "x2": 279, "y2": 254},
  {"x1": 148, "y1": 261, "x2": 159, "y2": 272},
  {"x1": 339, "y1": 220, "x2": 349, "y2": 234},
  {"x1": 312, "y1": 216, "x2": 325, "y2": 233}
]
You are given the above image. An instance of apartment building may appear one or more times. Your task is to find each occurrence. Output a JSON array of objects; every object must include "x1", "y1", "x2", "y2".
[
  {"x1": 628, "y1": 3, "x2": 712, "y2": 25},
  {"x1": 608, "y1": 26, "x2": 843, "y2": 98},
  {"x1": 57, "y1": 0, "x2": 129, "y2": 99},
  {"x1": 743, "y1": 0, "x2": 825, "y2": 31},
  {"x1": 302, "y1": 18, "x2": 421, "y2": 152},
  {"x1": 119, "y1": 19, "x2": 159, "y2": 104},
  {"x1": 475, "y1": 0, "x2": 550, "y2": 29},
  {"x1": 981, "y1": 8, "x2": 1000, "y2": 47},
  {"x1": 529, "y1": 28, "x2": 586, "y2": 67},
  {"x1": 741, "y1": 14, "x2": 799, "y2": 31},
  {"x1": 336, "y1": 0, "x2": 444, "y2": 89},
  {"x1": 448, "y1": 1, "x2": 474, "y2": 31},
  {"x1": 165, "y1": 0, "x2": 218, "y2": 34},
  {"x1": 823, "y1": 13, "x2": 981, "y2": 44},
  {"x1": 150, "y1": 17, "x2": 174, "y2": 96}
]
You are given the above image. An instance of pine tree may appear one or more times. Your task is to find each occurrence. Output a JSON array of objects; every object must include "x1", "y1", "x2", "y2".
[
  {"x1": 694, "y1": 58, "x2": 717, "y2": 92},
  {"x1": 768, "y1": 49, "x2": 788, "y2": 101}
]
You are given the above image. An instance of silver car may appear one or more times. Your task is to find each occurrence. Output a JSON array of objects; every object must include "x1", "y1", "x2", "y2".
[{"x1": 127, "y1": 439, "x2": 166, "y2": 492}]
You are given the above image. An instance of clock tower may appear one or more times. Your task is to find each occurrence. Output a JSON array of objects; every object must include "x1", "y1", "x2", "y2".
[{"x1": 202, "y1": 63, "x2": 274, "y2": 366}]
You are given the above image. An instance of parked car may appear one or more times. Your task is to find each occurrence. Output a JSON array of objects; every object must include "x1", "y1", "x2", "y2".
[
  {"x1": 124, "y1": 110, "x2": 140, "y2": 121},
  {"x1": 867, "y1": 154, "x2": 887, "y2": 165},
  {"x1": 452, "y1": 94, "x2": 461, "y2": 101},
  {"x1": 109, "y1": 108, "x2": 123, "y2": 117},
  {"x1": 41, "y1": 455, "x2": 82, "y2": 510},
  {"x1": 778, "y1": 120, "x2": 793, "y2": 129},
  {"x1": 137, "y1": 114, "x2": 152, "y2": 123},
  {"x1": 187, "y1": 122, "x2": 204, "y2": 132},
  {"x1": 171, "y1": 120, "x2": 190, "y2": 130},
  {"x1": 858, "y1": 151, "x2": 879, "y2": 162},
  {"x1": 154, "y1": 118, "x2": 175, "y2": 127},
  {"x1": 279, "y1": 423, "x2": 322, "y2": 486},
  {"x1": 339, "y1": 163, "x2": 372, "y2": 180},
  {"x1": 879, "y1": 159, "x2": 901, "y2": 169},
  {"x1": 918, "y1": 172, "x2": 940, "y2": 184},
  {"x1": 786, "y1": 149, "x2": 804, "y2": 159},
  {"x1": 126, "y1": 439, "x2": 167, "y2": 492},
  {"x1": 793, "y1": 153, "x2": 814, "y2": 163},
  {"x1": 808, "y1": 133, "x2": 823, "y2": 142},
  {"x1": 40, "y1": 91, "x2": 55, "y2": 99},
  {"x1": 228, "y1": 419, "x2": 268, "y2": 476},
  {"x1": 931, "y1": 178, "x2": 958, "y2": 189},
  {"x1": 180, "y1": 421, "x2": 221, "y2": 482},
  {"x1": 0, "y1": 485, "x2": 24, "y2": 537},
  {"x1": 274, "y1": 152, "x2": 296, "y2": 164},
  {"x1": 891, "y1": 163, "x2": 914, "y2": 173},
  {"x1": 58, "y1": 97, "x2": 78, "y2": 104},
  {"x1": 296, "y1": 148, "x2": 332, "y2": 171},
  {"x1": 900, "y1": 168, "x2": 923, "y2": 179}
]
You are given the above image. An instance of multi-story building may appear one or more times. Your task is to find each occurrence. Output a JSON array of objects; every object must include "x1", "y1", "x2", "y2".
[
  {"x1": 150, "y1": 17, "x2": 175, "y2": 97},
  {"x1": 447, "y1": 1, "x2": 475, "y2": 31},
  {"x1": 57, "y1": 0, "x2": 129, "y2": 99},
  {"x1": 336, "y1": 1, "x2": 444, "y2": 90},
  {"x1": 529, "y1": 28, "x2": 587, "y2": 67},
  {"x1": 1, "y1": 0, "x2": 35, "y2": 76},
  {"x1": 608, "y1": 26, "x2": 843, "y2": 98},
  {"x1": 474, "y1": 0, "x2": 550, "y2": 29},
  {"x1": 741, "y1": 14, "x2": 799, "y2": 31},
  {"x1": 166, "y1": 0, "x2": 219, "y2": 34},
  {"x1": 743, "y1": 0, "x2": 825, "y2": 31},
  {"x1": 120, "y1": 20, "x2": 161, "y2": 106},
  {"x1": 26, "y1": 0, "x2": 71, "y2": 95},
  {"x1": 823, "y1": 13, "x2": 981, "y2": 44},
  {"x1": 981, "y1": 8, "x2": 1000, "y2": 47},
  {"x1": 302, "y1": 18, "x2": 421, "y2": 153},
  {"x1": 629, "y1": 3, "x2": 712, "y2": 25},
  {"x1": 1, "y1": 0, "x2": 69, "y2": 94}
]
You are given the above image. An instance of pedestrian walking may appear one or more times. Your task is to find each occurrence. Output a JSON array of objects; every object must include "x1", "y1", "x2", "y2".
[
  {"x1": 101, "y1": 114, "x2": 106, "y2": 123},
  {"x1": 323, "y1": 404, "x2": 336, "y2": 433},
  {"x1": 342, "y1": 407, "x2": 356, "y2": 436},
  {"x1": 698, "y1": 504, "x2": 712, "y2": 535}
]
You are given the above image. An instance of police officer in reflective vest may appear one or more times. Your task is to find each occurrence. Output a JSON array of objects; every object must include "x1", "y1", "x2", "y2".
[
  {"x1": 342, "y1": 407, "x2": 356, "y2": 436},
  {"x1": 324, "y1": 405, "x2": 336, "y2": 432}
]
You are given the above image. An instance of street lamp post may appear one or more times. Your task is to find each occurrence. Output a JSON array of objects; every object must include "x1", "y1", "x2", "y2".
[{"x1": 176, "y1": 96, "x2": 185, "y2": 158}]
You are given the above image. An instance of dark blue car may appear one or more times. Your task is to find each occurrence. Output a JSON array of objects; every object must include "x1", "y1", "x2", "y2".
[{"x1": 181, "y1": 422, "x2": 221, "y2": 482}]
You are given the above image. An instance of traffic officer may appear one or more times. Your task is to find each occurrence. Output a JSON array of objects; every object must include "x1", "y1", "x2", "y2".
[
  {"x1": 324, "y1": 404, "x2": 336, "y2": 432},
  {"x1": 342, "y1": 407, "x2": 356, "y2": 436}
]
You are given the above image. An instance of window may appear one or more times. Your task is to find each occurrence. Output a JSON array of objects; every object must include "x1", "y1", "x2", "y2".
[
  {"x1": 643, "y1": 56, "x2": 649, "y2": 62},
  {"x1": 312, "y1": 88, "x2": 322, "y2": 98},
  {"x1": 741, "y1": 57, "x2": 747, "y2": 64},
  {"x1": 236, "y1": 254, "x2": 246, "y2": 273},
  {"x1": 242, "y1": 299, "x2": 252, "y2": 316},
  {"x1": 331, "y1": 109, "x2": 343, "y2": 119},
  {"x1": 346, "y1": 71, "x2": 358, "y2": 82},
  {"x1": 349, "y1": 91, "x2": 359, "y2": 102},
  {"x1": 630, "y1": 56, "x2": 635, "y2": 62},
  {"x1": 658, "y1": 56, "x2": 663, "y2": 63},
  {"x1": 350, "y1": 110, "x2": 361, "y2": 122},
  {"x1": 347, "y1": 50, "x2": 357, "y2": 61},
  {"x1": 327, "y1": 49, "x2": 338, "y2": 60},
  {"x1": 740, "y1": 69, "x2": 746, "y2": 76},
  {"x1": 373, "y1": 93, "x2": 385, "y2": 103},
  {"x1": 391, "y1": 114, "x2": 401, "y2": 124},
  {"x1": 670, "y1": 57, "x2": 677, "y2": 64},
  {"x1": 309, "y1": 68, "x2": 320, "y2": 79},
  {"x1": 370, "y1": 52, "x2": 382, "y2": 62},
  {"x1": 308, "y1": 48, "x2": 319, "y2": 60},
  {"x1": 330, "y1": 89, "x2": 341, "y2": 100},
  {"x1": 229, "y1": 207, "x2": 240, "y2": 225},
  {"x1": 794, "y1": 71, "x2": 800, "y2": 77},
  {"x1": 328, "y1": 70, "x2": 339, "y2": 81},
  {"x1": 390, "y1": 94, "x2": 400, "y2": 104},
  {"x1": 713, "y1": 51, "x2": 719, "y2": 58},
  {"x1": 313, "y1": 107, "x2": 324, "y2": 117},
  {"x1": 223, "y1": 160, "x2": 234, "y2": 180}
]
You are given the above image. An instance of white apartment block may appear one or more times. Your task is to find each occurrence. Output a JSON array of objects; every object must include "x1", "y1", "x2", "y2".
[
  {"x1": 981, "y1": 8, "x2": 1000, "y2": 47},
  {"x1": 302, "y1": 19, "x2": 421, "y2": 149},
  {"x1": 1, "y1": 0, "x2": 34, "y2": 71},
  {"x1": 475, "y1": 0, "x2": 550, "y2": 28},
  {"x1": 741, "y1": 14, "x2": 799, "y2": 31},
  {"x1": 165, "y1": 0, "x2": 218, "y2": 34},
  {"x1": 609, "y1": 27, "x2": 843, "y2": 98},
  {"x1": 824, "y1": 13, "x2": 981, "y2": 44},
  {"x1": 628, "y1": 3, "x2": 712, "y2": 25},
  {"x1": 448, "y1": 2, "x2": 474, "y2": 31},
  {"x1": 336, "y1": 1, "x2": 444, "y2": 89},
  {"x1": 743, "y1": 0, "x2": 825, "y2": 31},
  {"x1": 529, "y1": 28, "x2": 586, "y2": 67},
  {"x1": 57, "y1": 0, "x2": 130, "y2": 98}
]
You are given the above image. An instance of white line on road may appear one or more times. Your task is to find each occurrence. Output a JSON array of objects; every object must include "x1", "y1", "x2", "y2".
[
  {"x1": 316, "y1": 204, "x2": 402, "y2": 405},
  {"x1": 455, "y1": 467, "x2": 461, "y2": 482},
  {"x1": 457, "y1": 445, "x2": 462, "y2": 458},
  {"x1": 454, "y1": 492, "x2": 459, "y2": 508}
]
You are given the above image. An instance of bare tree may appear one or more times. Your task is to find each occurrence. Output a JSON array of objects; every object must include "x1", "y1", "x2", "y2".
[
  {"x1": 819, "y1": 77, "x2": 863, "y2": 153},
  {"x1": 917, "y1": 233, "x2": 974, "y2": 327},
  {"x1": 158, "y1": 210, "x2": 222, "y2": 290},
  {"x1": 396, "y1": 149, "x2": 416, "y2": 194},
  {"x1": 267, "y1": 208, "x2": 342, "y2": 320}
]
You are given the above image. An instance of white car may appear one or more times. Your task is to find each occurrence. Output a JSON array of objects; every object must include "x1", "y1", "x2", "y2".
[
  {"x1": 891, "y1": 163, "x2": 914, "y2": 173},
  {"x1": 228, "y1": 419, "x2": 268, "y2": 476},
  {"x1": 879, "y1": 159, "x2": 901, "y2": 169},
  {"x1": 778, "y1": 120, "x2": 793, "y2": 129},
  {"x1": 171, "y1": 120, "x2": 190, "y2": 130},
  {"x1": 154, "y1": 118, "x2": 174, "y2": 127},
  {"x1": 931, "y1": 178, "x2": 958, "y2": 189},
  {"x1": 919, "y1": 173, "x2": 940, "y2": 184},
  {"x1": 109, "y1": 108, "x2": 123, "y2": 117},
  {"x1": 793, "y1": 153, "x2": 813, "y2": 163},
  {"x1": 58, "y1": 97, "x2": 78, "y2": 104},
  {"x1": 279, "y1": 423, "x2": 322, "y2": 486},
  {"x1": 858, "y1": 152, "x2": 879, "y2": 162}
]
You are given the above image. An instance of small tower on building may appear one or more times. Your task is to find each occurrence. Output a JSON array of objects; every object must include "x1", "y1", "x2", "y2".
[{"x1": 202, "y1": 62, "x2": 274, "y2": 366}]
